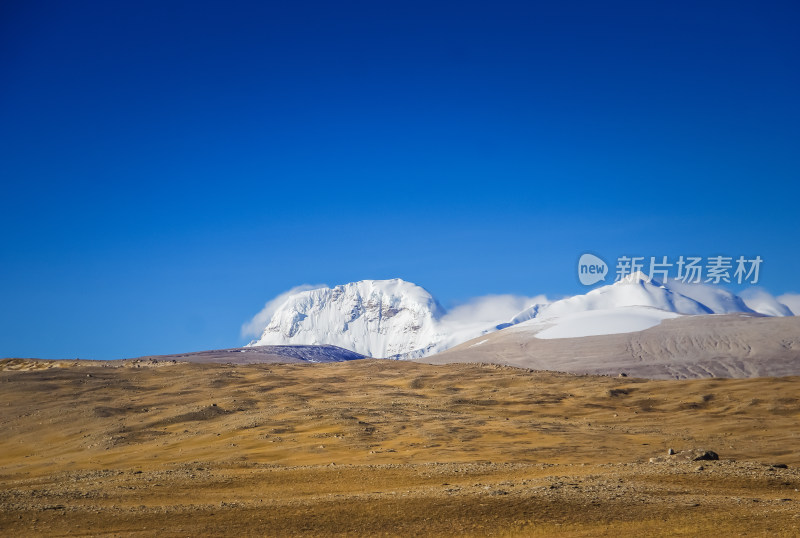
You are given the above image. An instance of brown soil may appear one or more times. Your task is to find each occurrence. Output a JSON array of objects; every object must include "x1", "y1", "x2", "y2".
[{"x1": 1, "y1": 358, "x2": 798, "y2": 536}]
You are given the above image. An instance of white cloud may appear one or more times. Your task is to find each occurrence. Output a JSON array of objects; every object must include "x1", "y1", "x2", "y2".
[
  {"x1": 241, "y1": 284, "x2": 326, "y2": 338},
  {"x1": 740, "y1": 288, "x2": 795, "y2": 317},
  {"x1": 439, "y1": 294, "x2": 549, "y2": 328},
  {"x1": 422, "y1": 293, "x2": 550, "y2": 352},
  {"x1": 777, "y1": 293, "x2": 800, "y2": 316}
]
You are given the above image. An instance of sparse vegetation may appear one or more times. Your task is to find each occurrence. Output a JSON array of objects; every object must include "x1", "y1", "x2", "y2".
[{"x1": 0, "y1": 360, "x2": 798, "y2": 535}]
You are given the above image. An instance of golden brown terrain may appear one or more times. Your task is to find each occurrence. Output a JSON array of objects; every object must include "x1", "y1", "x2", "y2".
[{"x1": 1, "y1": 358, "x2": 799, "y2": 536}]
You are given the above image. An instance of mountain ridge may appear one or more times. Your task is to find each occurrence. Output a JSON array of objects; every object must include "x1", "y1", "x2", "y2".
[{"x1": 247, "y1": 276, "x2": 794, "y2": 358}]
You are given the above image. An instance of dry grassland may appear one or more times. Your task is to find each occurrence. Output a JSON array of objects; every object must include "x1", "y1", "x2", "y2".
[{"x1": 1, "y1": 358, "x2": 798, "y2": 536}]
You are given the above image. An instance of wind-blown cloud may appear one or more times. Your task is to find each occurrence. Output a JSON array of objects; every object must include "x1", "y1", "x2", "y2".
[
  {"x1": 439, "y1": 294, "x2": 550, "y2": 328},
  {"x1": 241, "y1": 284, "x2": 326, "y2": 338},
  {"x1": 740, "y1": 288, "x2": 794, "y2": 316},
  {"x1": 777, "y1": 293, "x2": 800, "y2": 316},
  {"x1": 430, "y1": 293, "x2": 550, "y2": 350}
]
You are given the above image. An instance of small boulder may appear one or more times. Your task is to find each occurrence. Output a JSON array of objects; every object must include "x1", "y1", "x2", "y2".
[{"x1": 692, "y1": 451, "x2": 719, "y2": 461}]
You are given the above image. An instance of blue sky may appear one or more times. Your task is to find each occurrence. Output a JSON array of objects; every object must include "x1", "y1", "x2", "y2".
[{"x1": 1, "y1": 1, "x2": 798, "y2": 359}]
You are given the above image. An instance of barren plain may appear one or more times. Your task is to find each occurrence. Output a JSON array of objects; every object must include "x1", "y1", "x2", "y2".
[{"x1": 1, "y1": 358, "x2": 799, "y2": 536}]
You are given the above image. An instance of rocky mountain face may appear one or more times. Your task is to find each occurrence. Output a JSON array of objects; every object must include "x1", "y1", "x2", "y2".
[{"x1": 248, "y1": 279, "x2": 446, "y2": 358}]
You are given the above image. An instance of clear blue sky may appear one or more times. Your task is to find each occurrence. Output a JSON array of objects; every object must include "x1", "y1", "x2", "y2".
[{"x1": 1, "y1": 1, "x2": 798, "y2": 359}]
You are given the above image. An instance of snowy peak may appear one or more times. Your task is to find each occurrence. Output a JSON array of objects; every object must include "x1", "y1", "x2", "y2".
[
  {"x1": 509, "y1": 276, "x2": 770, "y2": 340},
  {"x1": 614, "y1": 270, "x2": 654, "y2": 285},
  {"x1": 249, "y1": 279, "x2": 445, "y2": 358},
  {"x1": 537, "y1": 276, "x2": 712, "y2": 321}
]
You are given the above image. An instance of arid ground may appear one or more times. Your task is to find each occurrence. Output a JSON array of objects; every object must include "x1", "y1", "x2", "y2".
[{"x1": 1, "y1": 358, "x2": 799, "y2": 536}]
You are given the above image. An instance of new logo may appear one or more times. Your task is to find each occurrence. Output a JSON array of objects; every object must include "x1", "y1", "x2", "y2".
[{"x1": 578, "y1": 253, "x2": 608, "y2": 286}]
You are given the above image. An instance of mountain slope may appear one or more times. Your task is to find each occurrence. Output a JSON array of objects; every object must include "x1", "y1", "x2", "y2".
[
  {"x1": 130, "y1": 345, "x2": 365, "y2": 365},
  {"x1": 531, "y1": 307, "x2": 682, "y2": 339},
  {"x1": 507, "y1": 272, "x2": 730, "y2": 340},
  {"x1": 423, "y1": 314, "x2": 800, "y2": 379}
]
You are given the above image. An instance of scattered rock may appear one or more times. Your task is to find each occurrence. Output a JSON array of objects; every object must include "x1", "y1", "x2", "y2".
[
  {"x1": 649, "y1": 448, "x2": 720, "y2": 463},
  {"x1": 693, "y1": 451, "x2": 719, "y2": 461}
]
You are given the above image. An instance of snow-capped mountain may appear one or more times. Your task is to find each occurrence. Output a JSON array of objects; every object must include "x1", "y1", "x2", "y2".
[
  {"x1": 511, "y1": 272, "x2": 791, "y2": 339},
  {"x1": 248, "y1": 279, "x2": 447, "y2": 358},
  {"x1": 508, "y1": 272, "x2": 759, "y2": 339},
  {"x1": 514, "y1": 272, "x2": 714, "y2": 321},
  {"x1": 247, "y1": 274, "x2": 793, "y2": 358}
]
